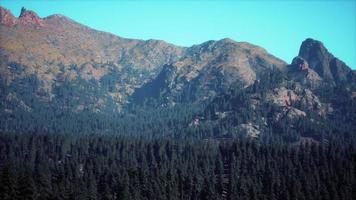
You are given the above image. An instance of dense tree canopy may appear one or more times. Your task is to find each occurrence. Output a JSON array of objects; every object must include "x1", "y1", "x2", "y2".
[{"x1": 0, "y1": 133, "x2": 355, "y2": 200}]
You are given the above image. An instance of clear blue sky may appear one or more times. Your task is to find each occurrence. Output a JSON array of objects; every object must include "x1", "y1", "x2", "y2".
[{"x1": 1, "y1": 0, "x2": 356, "y2": 69}]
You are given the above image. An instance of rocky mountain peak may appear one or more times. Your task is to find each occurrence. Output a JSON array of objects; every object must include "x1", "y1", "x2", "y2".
[
  {"x1": 18, "y1": 7, "x2": 43, "y2": 26},
  {"x1": 299, "y1": 38, "x2": 327, "y2": 55},
  {"x1": 298, "y1": 38, "x2": 331, "y2": 76},
  {"x1": 298, "y1": 38, "x2": 353, "y2": 84},
  {"x1": 0, "y1": 6, "x2": 17, "y2": 26},
  {"x1": 217, "y1": 38, "x2": 237, "y2": 45}
]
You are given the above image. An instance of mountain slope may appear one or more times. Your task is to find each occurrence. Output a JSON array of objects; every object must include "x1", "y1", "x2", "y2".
[
  {"x1": 0, "y1": 6, "x2": 185, "y2": 112},
  {"x1": 131, "y1": 37, "x2": 355, "y2": 140},
  {"x1": 0, "y1": 7, "x2": 355, "y2": 141},
  {"x1": 197, "y1": 39, "x2": 356, "y2": 140},
  {"x1": 0, "y1": 7, "x2": 185, "y2": 69},
  {"x1": 132, "y1": 38, "x2": 287, "y2": 105}
]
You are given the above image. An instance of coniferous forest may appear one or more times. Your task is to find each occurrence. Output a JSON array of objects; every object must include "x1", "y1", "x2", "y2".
[{"x1": 0, "y1": 132, "x2": 356, "y2": 200}]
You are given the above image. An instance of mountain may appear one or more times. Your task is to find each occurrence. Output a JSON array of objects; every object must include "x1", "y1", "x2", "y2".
[
  {"x1": 298, "y1": 38, "x2": 354, "y2": 84},
  {"x1": 0, "y1": 7, "x2": 185, "y2": 69},
  {"x1": 0, "y1": 6, "x2": 184, "y2": 111},
  {"x1": 131, "y1": 40, "x2": 355, "y2": 140},
  {"x1": 132, "y1": 39, "x2": 286, "y2": 105},
  {"x1": 0, "y1": 7, "x2": 355, "y2": 141}
]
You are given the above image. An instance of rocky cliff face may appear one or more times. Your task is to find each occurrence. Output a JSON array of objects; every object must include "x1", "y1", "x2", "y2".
[
  {"x1": 1, "y1": 7, "x2": 44, "y2": 26},
  {"x1": 287, "y1": 56, "x2": 322, "y2": 87},
  {"x1": 298, "y1": 38, "x2": 354, "y2": 84},
  {"x1": 18, "y1": 7, "x2": 44, "y2": 25},
  {"x1": 0, "y1": 7, "x2": 17, "y2": 26},
  {"x1": 133, "y1": 38, "x2": 287, "y2": 105}
]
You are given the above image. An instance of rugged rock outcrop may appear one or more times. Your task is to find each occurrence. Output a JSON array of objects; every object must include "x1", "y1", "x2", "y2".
[
  {"x1": 288, "y1": 56, "x2": 322, "y2": 86},
  {"x1": 1, "y1": 7, "x2": 44, "y2": 26},
  {"x1": 298, "y1": 38, "x2": 354, "y2": 84},
  {"x1": 133, "y1": 38, "x2": 287, "y2": 105},
  {"x1": 0, "y1": 7, "x2": 17, "y2": 26},
  {"x1": 292, "y1": 56, "x2": 309, "y2": 71},
  {"x1": 236, "y1": 123, "x2": 261, "y2": 138},
  {"x1": 18, "y1": 7, "x2": 44, "y2": 26},
  {"x1": 266, "y1": 86, "x2": 329, "y2": 123}
]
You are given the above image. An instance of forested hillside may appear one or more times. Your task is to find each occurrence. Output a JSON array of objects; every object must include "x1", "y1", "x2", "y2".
[{"x1": 1, "y1": 133, "x2": 355, "y2": 200}]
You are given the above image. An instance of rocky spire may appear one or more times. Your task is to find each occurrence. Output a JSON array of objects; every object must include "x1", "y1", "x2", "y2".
[
  {"x1": 18, "y1": 7, "x2": 43, "y2": 26},
  {"x1": 298, "y1": 39, "x2": 333, "y2": 81},
  {"x1": 298, "y1": 38, "x2": 353, "y2": 84}
]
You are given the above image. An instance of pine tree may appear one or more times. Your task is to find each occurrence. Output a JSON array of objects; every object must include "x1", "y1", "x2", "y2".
[
  {"x1": 17, "y1": 171, "x2": 37, "y2": 200},
  {"x1": 0, "y1": 163, "x2": 16, "y2": 200},
  {"x1": 200, "y1": 177, "x2": 215, "y2": 200}
]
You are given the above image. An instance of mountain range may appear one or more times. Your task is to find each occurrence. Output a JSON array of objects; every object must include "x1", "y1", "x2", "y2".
[{"x1": 1, "y1": 7, "x2": 355, "y2": 141}]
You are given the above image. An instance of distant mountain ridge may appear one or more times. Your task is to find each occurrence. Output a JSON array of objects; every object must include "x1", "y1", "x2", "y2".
[
  {"x1": 132, "y1": 38, "x2": 287, "y2": 105},
  {"x1": 0, "y1": 6, "x2": 185, "y2": 110},
  {"x1": 0, "y1": 7, "x2": 355, "y2": 140}
]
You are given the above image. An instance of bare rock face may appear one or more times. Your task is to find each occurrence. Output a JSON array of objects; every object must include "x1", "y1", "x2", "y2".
[
  {"x1": 298, "y1": 38, "x2": 353, "y2": 84},
  {"x1": 292, "y1": 56, "x2": 309, "y2": 70},
  {"x1": 266, "y1": 86, "x2": 330, "y2": 124},
  {"x1": 133, "y1": 38, "x2": 287, "y2": 104},
  {"x1": 266, "y1": 87, "x2": 306, "y2": 123},
  {"x1": 18, "y1": 7, "x2": 44, "y2": 26},
  {"x1": 299, "y1": 89, "x2": 322, "y2": 110},
  {"x1": 299, "y1": 39, "x2": 333, "y2": 81},
  {"x1": 267, "y1": 87, "x2": 299, "y2": 107},
  {"x1": 0, "y1": 7, "x2": 17, "y2": 26},
  {"x1": 329, "y1": 58, "x2": 353, "y2": 83},
  {"x1": 288, "y1": 56, "x2": 322, "y2": 87},
  {"x1": 286, "y1": 107, "x2": 306, "y2": 119},
  {"x1": 0, "y1": 7, "x2": 44, "y2": 26},
  {"x1": 273, "y1": 107, "x2": 306, "y2": 123},
  {"x1": 236, "y1": 123, "x2": 261, "y2": 138}
]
